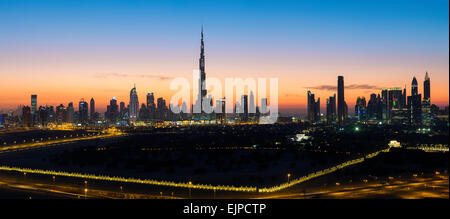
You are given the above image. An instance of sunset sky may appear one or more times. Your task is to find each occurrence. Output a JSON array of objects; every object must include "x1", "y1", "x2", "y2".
[{"x1": 0, "y1": 0, "x2": 448, "y2": 115}]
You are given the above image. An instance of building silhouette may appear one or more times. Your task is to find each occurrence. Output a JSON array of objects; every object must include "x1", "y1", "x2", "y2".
[
  {"x1": 260, "y1": 98, "x2": 268, "y2": 115},
  {"x1": 22, "y1": 106, "x2": 32, "y2": 127},
  {"x1": 249, "y1": 91, "x2": 256, "y2": 116},
  {"x1": 355, "y1": 96, "x2": 367, "y2": 121},
  {"x1": 196, "y1": 27, "x2": 207, "y2": 113},
  {"x1": 106, "y1": 97, "x2": 119, "y2": 123},
  {"x1": 337, "y1": 76, "x2": 345, "y2": 125},
  {"x1": 31, "y1": 94, "x2": 37, "y2": 124},
  {"x1": 129, "y1": 85, "x2": 139, "y2": 119},
  {"x1": 423, "y1": 72, "x2": 430, "y2": 101},
  {"x1": 408, "y1": 76, "x2": 422, "y2": 125},
  {"x1": 241, "y1": 95, "x2": 248, "y2": 122},
  {"x1": 55, "y1": 104, "x2": 66, "y2": 125},
  {"x1": 422, "y1": 72, "x2": 431, "y2": 126},
  {"x1": 307, "y1": 91, "x2": 321, "y2": 122},
  {"x1": 326, "y1": 94, "x2": 336, "y2": 124},
  {"x1": 66, "y1": 102, "x2": 74, "y2": 123},
  {"x1": 89, "y1": 97, "x2": 97, "y2": 122},
  {"x1": 78, "y1": 99, "x2": 89, "y2": 124}
]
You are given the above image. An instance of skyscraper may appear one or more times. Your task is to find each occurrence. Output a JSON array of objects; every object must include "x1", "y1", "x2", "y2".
[
  {"x1": 31, "y1": 94, "x2": 37, "y2": 124},
  {"x1": 147, "y1": 92, "x2": 155, "y2": 109},
  {"x1": 78, "y1": 99, "x2": 88, "y2": 124},
  {"x1": 307, "y1": 91, "x2": 320, "y2": 122},
  {"x1": 215, "y1": 98, "x2": 226, "y2": 124},
  {"x1": 367, "y1": 93, "x2": 378, "y2": 120},
  {"x1": 315, "y1": 98, "x2": 320, "y2": 121},
  {"x1": 326, "y1": 94, "x2": 336, "y2": 124},
  {"x1": 119, "y1": 101, "x2": 126, "y2": 119},
  {"x1": 422, "y1": 72, "x2": 431, "y2": 126},
  {"x1": 249, "y1": 91, "x2": 256, "y2": 115},
  {"x1": 381, "y1": 89, "x2": 388, "y2": 120},
  {"x1": 408, "y1": 77, "x2": 422, "y2": 125},
  {"x1": 56, "y1": 104, "x2": 66, "y2": 125},
  {"x1": 147, "y1": 92, "x2": 155, "y2": 120},
  {"x1": 90, "y1": 98, "x2": 95, "y2": 122},
  {"x1": 107, "y1": 97, "x2": 119, "y2": 123},
  {"x1": 307, "y1": 91, "x2": 315, "y2": 121},
  {"x1": 423, "y1": 72, "x2": 430, "y2": 101},
  {"x1": 129, "y1": 85, "x2": 139, "y2": 119},
  {"x1": 260, "y1": 98, "x2": 268, "y2": 115},
  {"x1": 22, "y1": 106, "x2": 32, "y2": 127},
  {"x1": 66, "y1": 102, "x2": 74, "y2": 123},
  {"x1": 197, "y1": 27, "x2": 207, "y2": 113},
  {"x1": 355, "y1": 97, "x2": 367, "y2": 121},
  {"x1": 387, "y1": 88, "x2": 402, "y2": 120},
  {"x1": 337, "y1": 76, "x2": 345, "y2": 125},
  {"x1": 241, "y1": 95, "x2": 248, "y2": 122},
  {"x1": 402, "y1": 86, "x2": 407, "y2": 107},
  {"x1": 31, "y1": 95, "x2": 37, "y2": 115},
  {"x1": 411, "y1": 76, "x2": 418, "y2": 96},
  {"x1": 157, "y1": 97, "x2": 167, "y2": 120}
]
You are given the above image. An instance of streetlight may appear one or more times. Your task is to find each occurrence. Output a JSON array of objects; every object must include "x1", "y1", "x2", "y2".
[
  {"x1": 188, "y1": 181, "x2": 192, "y2": 199},
  {"x1": 287, "y1": 173, "x2": 291, "y2": 183},
  {"x1": 84, "y1": 188, "x2": 88, "y2": 199}
]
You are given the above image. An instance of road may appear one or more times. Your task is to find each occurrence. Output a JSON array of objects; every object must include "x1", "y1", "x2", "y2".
[
  {"x1": 0, "y1": 170, "x2": 447, "y2": 199},
  {"x1": 0, "y1": 173, "x2": 181, "y2": 199},
  {"x1": 252, "y1": 174, "x2": 448, "y2": 199},
  {"x1": 0, "y1": 132, "x2": 123, "y2": 154}
]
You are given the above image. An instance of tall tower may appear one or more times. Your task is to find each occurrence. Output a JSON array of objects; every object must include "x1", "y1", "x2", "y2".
[
  {"x1": 79, "y1": 99, "x2": 88, "y2": 124},
  {"x1": 307, "y1": 91, "x2": 316, "y2": 121},
  {"x1": 146, "y1": 92, "x2": 155, "y2": 109},
  {"x1": 129, "y1": 84, "x2": 139, "y2": 119},
  {"x1": 402, "y1": 86, "x2": 407, "y2": 107},
  {"x1": 408, "y1": 76, "x2": 422, "y2": 125},
  {"x1": 241, "y1": 95, "x2": 248, "y2": 122},
  {"x1": 31, "y1": 94, "x2": 37, "y2": 124},
  {"x1": 423, "y1": 72, "x2": 430, "y2": 101},
  {"x1": 337, "y1": 76, "x2": 345, "y2": 125},
  {"x1": 411, "y1": 76, "x2": 418, "y2": 96},
  {"x1": 198, "y1": 26, "x2": 207, "y2": 112},
  {"x1": 326, "y1": 94, "x2": 336, "y2": 123},
  {"x1": 90, "y1": 98, "x2": 95, "y2": 121},
  {"x1": 31, "y1": 95, "x2": 37, "y2": 115}
]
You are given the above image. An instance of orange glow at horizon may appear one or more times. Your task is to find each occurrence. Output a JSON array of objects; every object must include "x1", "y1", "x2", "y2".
[{"x1": 0, "y1": 48, "x2": 448, "y2": 114}]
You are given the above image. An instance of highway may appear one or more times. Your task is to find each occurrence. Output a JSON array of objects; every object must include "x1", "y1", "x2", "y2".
[
  {"x1": 0, "y1": 131, "x2": 123, "y2": 154},
  {"x1": 0, "y1": 170, "x2": 447, "y2": 199},
  {"x1": 0, "y1": 173, "x2": 181, "y2": 199},
  {"x1": 252, "y1": 174, "x2": 448, "y2": 199}
]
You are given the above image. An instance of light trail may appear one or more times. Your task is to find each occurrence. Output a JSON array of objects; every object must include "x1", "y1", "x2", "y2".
[{"x1": 0, "y1": 132, "x2": 123, "y2": 154}]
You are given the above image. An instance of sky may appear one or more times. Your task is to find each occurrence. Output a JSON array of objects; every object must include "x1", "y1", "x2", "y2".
[{"x1": 0, "y1": 0, "x2": 448, "y2": 115}]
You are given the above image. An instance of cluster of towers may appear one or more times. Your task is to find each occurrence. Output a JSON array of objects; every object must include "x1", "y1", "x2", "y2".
[
  {"x1": 21, "y1": 96, "x2": 96, "y2": 127},
  {"x1": 362, "y1": 72, "x2": 431, "y2": 126},
  {"x1": 104, "y1": 86, "x2": 181, "y2": 124},
  {"x1": 307, "y1": 72, "x2": 433, "y2": 126},
  {"x1": 307, "y1": 76, "x2": 348, "y2": 125},
  {"x1": 18, "y1": 28, "x2": 269, "y2": 127}
]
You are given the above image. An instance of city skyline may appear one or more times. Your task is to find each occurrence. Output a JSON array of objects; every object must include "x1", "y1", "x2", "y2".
[
  {"x1": 0, "y1": 0, "x2": 448, "y2": 203},
  {"x1": 0, "y1": 0, "x2": 448, "y2": 114}
]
